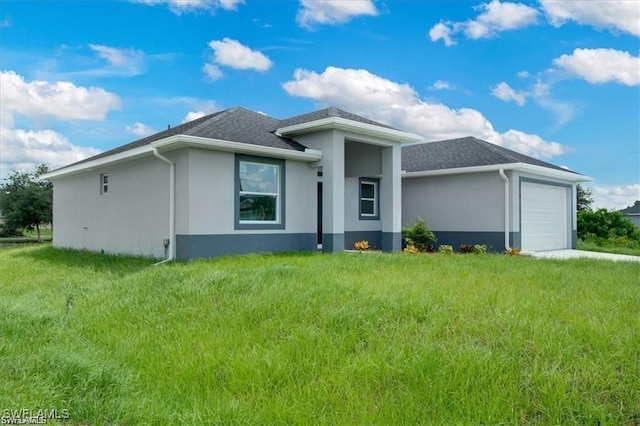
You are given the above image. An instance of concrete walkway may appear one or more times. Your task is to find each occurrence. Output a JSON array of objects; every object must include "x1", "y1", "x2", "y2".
[{"x1": 525, "y1": 249, "x2": 640, "y2": 262}]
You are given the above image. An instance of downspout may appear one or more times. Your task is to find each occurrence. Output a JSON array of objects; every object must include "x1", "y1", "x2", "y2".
[
  {"x1": 153, "y1": 148, "x2": 175, "y2": 264},
  {"x1": 499, "y1": 169, "x2": 511, "y2": 251}
]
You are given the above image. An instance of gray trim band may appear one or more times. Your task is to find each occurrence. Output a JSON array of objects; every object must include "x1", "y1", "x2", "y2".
[
  {"x1": 345, "y1": 231, "x2": 382, "y2": 250},
  {"x1": 176, "y1": 233, "x2": 316, "y2": 260}
]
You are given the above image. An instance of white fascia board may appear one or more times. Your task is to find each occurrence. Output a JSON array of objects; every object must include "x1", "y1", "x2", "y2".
[
  {"x1": 402, "y1": 162, "x2": 592, "y2": 182},
  {"x1": 277, "y1": 117, "x2": 423, "y2": 143},
  {"x1": 42, "y1": 135, "x2": 323, "y2": 180},
  {"x1": 41, "y1": 145, "x2": 154, "y2": 180},
  {"x1": 151, "y1": 134, "x2": 322, "y2": 161}
]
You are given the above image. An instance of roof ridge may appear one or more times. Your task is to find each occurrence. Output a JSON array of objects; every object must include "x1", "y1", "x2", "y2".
[
  {"x1": 468, "y1": 137, "x2": 520, "y2": 164},
  {"x1": 182, "y1": 107, "x2": 236, "y2": 136}
]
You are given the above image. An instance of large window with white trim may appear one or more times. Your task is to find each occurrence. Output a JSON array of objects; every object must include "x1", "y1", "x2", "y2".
[{"x1": 235, "y1": 155, "x2": 285, "y2": 229}]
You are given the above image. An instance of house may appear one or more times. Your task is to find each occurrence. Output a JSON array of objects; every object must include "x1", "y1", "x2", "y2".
[
  {"x1": 402, "y1": 137, "x2": 591, "y2": 252},
  {"x1": 619, "y1": 203, "x2": 640, "y2": 227},
  {"x1": 42, "y1": 106, "x2": 590, "y2": 259}
]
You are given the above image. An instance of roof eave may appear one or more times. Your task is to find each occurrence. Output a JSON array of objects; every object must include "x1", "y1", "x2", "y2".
[
  {"x1": 42, "y1": 134, "x2": 323, "y2": 180},
  {"x1": 402, "y1": 163, "x2": 592, "y2": 182},
  {"x1": 277, "y1": 117, "x2": 423, "y2": 143}
]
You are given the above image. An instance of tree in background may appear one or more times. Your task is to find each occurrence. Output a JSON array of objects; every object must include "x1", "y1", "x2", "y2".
[
  {"x1": 0, "y1": 164, "x2": 53, "y2": 242},
  {"x1": 576, "y1": 183, "x2": 593, "y2": 212}
]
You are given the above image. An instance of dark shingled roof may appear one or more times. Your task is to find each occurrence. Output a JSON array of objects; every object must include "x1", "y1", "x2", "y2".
[
  {"x1": 66, "y1": 107, "x2": 306, "y2": 168},
  {"x1": 402, "y1": 136, "x2": 579, "y2": 174},
  {"x1": 278, "y1": 106, "x2": 397, "y2": 130},
  {"x1": 620, "y1": 204, "x2": 640, "y2": 214}
]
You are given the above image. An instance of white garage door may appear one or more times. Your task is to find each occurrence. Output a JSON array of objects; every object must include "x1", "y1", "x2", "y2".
[{"x1": 521, "y1": 182, "x2": 569, "y2": 252}]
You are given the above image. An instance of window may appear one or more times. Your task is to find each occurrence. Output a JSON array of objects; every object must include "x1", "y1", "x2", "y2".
[
  {"x1": 100, "y1": 174, "x2": 109, "y2": 194},
  {"x1": 235, "y1": 156, "x2": 285, "y2": 229},
  {"x1": 359, "y1": 178, "x2": 379, "y2": 220}
]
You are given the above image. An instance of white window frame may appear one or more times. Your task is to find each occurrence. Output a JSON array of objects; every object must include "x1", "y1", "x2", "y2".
[
  {"x1": 235, "y1": 155, "x2": 285, "y2": 230},
  {"x1": 359, "y1": 179, "x2": 379, "y2": 219},
  {"x1": 100, "y1": 173, "x2": 109, "y2": 194}
]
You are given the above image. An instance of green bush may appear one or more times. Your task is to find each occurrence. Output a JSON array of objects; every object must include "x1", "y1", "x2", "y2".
[
  {"x1": 578, "y1": 208, "x2": 640, "y2": 241},
  {"x1": 402, "y1": 217, "x2": 437, "y2": 252},
  {"x1": 459, "y1": 244, "x2": 475, "y2": 254},
  {"x1": 473, "y1": 244, "x2": 488, "y2": 254},
  {"x1": 437, "y1": 244, "x2": 453, "y2": 254}
]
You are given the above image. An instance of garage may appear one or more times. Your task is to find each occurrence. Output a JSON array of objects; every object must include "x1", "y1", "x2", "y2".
[{"x1": 521, "y1": 182, "x2": 570, "y2": 252}]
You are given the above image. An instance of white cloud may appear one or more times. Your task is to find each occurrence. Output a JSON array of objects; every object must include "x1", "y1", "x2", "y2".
[
  {"x1": 0, "y1": 126, "x2": 101, "y2": 178},
  {"x1": 591, "y1": 184, "x2": 640, "y2": 210},
  {"x1": 430, "y1": 80, "x2": 453, "y2": 91},
  {"x1": 517, "y1": 71, "x2": 529, "y2": 78},
  {"x1": 283, "y1": 66, "x2": 570, "y2": 159},
  {"x1": 126, "y1": 122, "x2": 155, "y2": 137},
  {"x1": 492, "y1": 82, "x2": 527, "y2": 106},
  {"x1": 0, "y1": 71, "x2": 121, "y2": 126},
  {"x1": 531, "y1": 80, "x2": 580, "y2": 125},
  {"x1": 428, "y1": 22, "x2": 456, "y2": 46},
  {"x1": 554, "y1": 48, "x2": 640, "y2": 86},
  {"x1": 203, "y1": 63, "x2": 224, "y2": 80},
  {"x1": 297, "y1": 0, "x2": 378, "y2": 29},
  {"x1": 89, "y1": 44, "x2": 145, "y2": 76},
  {"x1": 133, "y1": 0, "x2": 243, "y2": 15},
  {"x1": 182, "y1": 100, "x2": 218, "y2": 123},
  {"x1": 539, "y1": 0, "x2": 640, "y2": 36},
  {"x1": 430, "y1": 1, "x2": 538, "y2": 46},
  {"x1": 206, "y1": 38, "x2": 272, "y2": 72}
]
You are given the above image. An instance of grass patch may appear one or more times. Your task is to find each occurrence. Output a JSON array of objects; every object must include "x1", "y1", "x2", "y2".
[
  {"x1": 578, "y1": 240, "x2": 640, "y2": 257},
  {"x1": 2, "y1": 246, "x2": 639, "y2": 424}
]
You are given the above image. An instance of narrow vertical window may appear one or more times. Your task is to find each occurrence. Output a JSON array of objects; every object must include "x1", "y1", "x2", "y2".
[
  {"x1": 359, "y1": 178, "x2": 379, "y2": 219},
  {"x1": 100, "y1": 174, "x2": 109, "y2": 194}
]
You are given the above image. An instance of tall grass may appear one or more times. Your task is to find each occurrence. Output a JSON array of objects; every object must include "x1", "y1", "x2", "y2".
[{"x1": 1, "y1": 246, "x2": 639, "y2": 424}]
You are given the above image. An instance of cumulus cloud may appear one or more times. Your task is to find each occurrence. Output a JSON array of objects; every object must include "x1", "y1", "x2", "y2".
[
  {"x1": 297, "y1": 0, "x2": 378, "y2": 29},
  {"x1": 591, "y1": 184, "x2": 640, "y2": 210},
  {"x1": 554, "y1": 48, "x2": 640, "y2": 86},
  {"x1": 206, "y1": 38, "x2": 272, "y2": 74},
  {"x1": 492, "y1": 82, "x2": 527, "y2": 106},
  {"x1": 0, "y1": 126, "x2": 101, "y2": 178},
  {"x1": 202, "y1": 63, "x2": 224, "y2": 81},
  {"x1": 126, "y1": 122, "x2": 155, "y2": 137},
  {"x1": 0, "y1": 70, "x2": 121, "y2": 126},
  {"x1": 517, "y1": 71, "x2": 529, "y2": 79},
  {"x1": 283, "y1": 66, "x2": 570, "y2": 159},
  {"x1": 133, "y1": 0, "x2": 243, "y2": 15},
  {"x1": 182, "y1": 100, "x2": 218, "y2": 123},
  {"x1": 539, "y1": 0, "x2": 640, "y2": 36},
  {"x1": 89, "y1": 44, "x2": 145, "y2": 76},
  {"x1": 430, "y1": 0, "x2": 538, "y2": 46}
]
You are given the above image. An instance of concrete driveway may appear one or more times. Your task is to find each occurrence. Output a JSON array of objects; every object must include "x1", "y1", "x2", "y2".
[{"x1": 525, "y1": 249, "x2": 640, "y2": 262}]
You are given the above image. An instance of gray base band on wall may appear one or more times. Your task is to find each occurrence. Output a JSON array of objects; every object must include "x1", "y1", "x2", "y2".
[
  {"x1": 176, "y1": 233, "x2": 317, "y2": 260},
  {"x1": 381, "y1": 232, "x2": 402, "y2": 252},
  {"x1": 433, "y1": 231, "x2": 517, "y2": 252},
  {"x1": 345, "y1": 231, "x2": 382, "y2": 250},
  {"x1": 322, "y1": 233, "x2": 345, "y2": 253}
]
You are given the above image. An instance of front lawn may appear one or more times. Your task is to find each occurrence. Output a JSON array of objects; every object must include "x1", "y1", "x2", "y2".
[{"x1": 1, "y1": 246, "x2": 638, "y2": 424}]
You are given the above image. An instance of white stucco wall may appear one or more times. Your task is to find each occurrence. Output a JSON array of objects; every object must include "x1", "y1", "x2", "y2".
[
  {"x1": 52, "y1": 155, "x2": 171, "y2": 258},
  {"x1": 402, "y1": 172, "x2": 505, "y2": 232}
]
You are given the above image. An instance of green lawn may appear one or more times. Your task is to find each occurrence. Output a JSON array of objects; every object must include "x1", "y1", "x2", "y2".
[
  {"x1": 1, "y1": 246, "x2": 639, "y2": 424},
  {"x1": 578, "y1": 240, "x2": 640, "y2": 257}
]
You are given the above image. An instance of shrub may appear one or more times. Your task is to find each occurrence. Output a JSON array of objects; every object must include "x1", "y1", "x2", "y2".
[
  {"x1": 459, "y1": 244, "x2": 475, "y2": 254},
  {"x1": 402, "y1": 217, "x2": 437, "y2": 252},
  {"x1": 437, "y1": 244, "x2": 453, "y2": 254},
  {"x1": 578, "y1": 208, "x2": 640, "y2": 241},
  {"x1": 505, "y1": 247, "x2": 521, "y2": 256},
  {"x1": 473, "y1": 244, "x2": 488, "y2": 254},
  {"x1": 403, "y1": 244, "x2": 419, "y2": 253},
  {"x1": 354, "y1": 240, "x2": 370, "y2": 251}
]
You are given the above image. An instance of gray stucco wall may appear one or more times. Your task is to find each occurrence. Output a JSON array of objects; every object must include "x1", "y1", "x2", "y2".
[
  {"x1": 402, "y1": 172, "x2": 507, "y2": 251},
  {"x1": 52, "y1": 155, "x2": 171, "y2": 258}
]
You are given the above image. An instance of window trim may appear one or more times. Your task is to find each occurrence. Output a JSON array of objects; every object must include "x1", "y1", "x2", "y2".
[
  {"x1": 100, "y1": 173, "x2": 109, "y2": 195},
  {"x1": 359, "y1": 178, "x2": 380, "y2": 220},
  {"x1": 235, "y1": 155, "x2": 286, "y2": 230}
]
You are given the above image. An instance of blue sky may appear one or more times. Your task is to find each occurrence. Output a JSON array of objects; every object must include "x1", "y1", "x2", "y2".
[{"x1": 1, "y1": 0, "x2": 638, "y2": 208}]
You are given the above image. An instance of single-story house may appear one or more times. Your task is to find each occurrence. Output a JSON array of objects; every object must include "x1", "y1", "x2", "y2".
[
  {"x1": 619, "y1": 204, "x2": 640, "y2": 228},
  {"x1": 43, "y1": 106, "x2": 590, "y2": 260}
]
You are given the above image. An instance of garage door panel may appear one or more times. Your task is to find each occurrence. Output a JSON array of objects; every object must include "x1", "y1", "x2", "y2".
[{"x1": 521, "y1": 182, "x2": 569, "y2": 252}]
